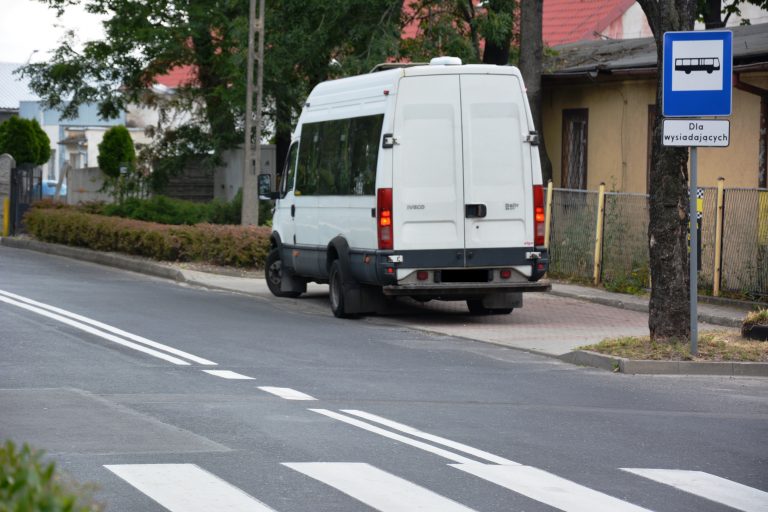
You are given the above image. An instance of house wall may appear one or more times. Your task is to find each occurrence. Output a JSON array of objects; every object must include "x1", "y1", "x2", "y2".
[{"x1": 542, "y1": 71, "x2": 766, "y2": 192}]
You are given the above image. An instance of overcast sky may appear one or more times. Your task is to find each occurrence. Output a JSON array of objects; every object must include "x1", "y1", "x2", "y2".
[{"x1": 0, "y1": 0, "x2": 105, "y2": 63}]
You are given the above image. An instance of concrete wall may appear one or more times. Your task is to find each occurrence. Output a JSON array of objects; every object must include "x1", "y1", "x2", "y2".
[
  {"x1": 215, "y1": 145, "x2": 276, "y2": 201},
  {"x1": 66, "y1": 167, "x2": 112, "y2": 205},
  {"x1": 542, "y1": 69, "x2": 767, "y2": 192}
]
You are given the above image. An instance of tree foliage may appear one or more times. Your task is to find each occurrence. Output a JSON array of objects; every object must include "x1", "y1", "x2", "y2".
[
  {"x1": 0, "y1": 116, "x2": 51, "y2": 165},
  {"x1": 20, "y1": 0, "x2": 402, "y2": 183},
  {"x1": 698, "y1": 0, "x2": 768, "y2": 27},
  {"x1": 97, "y1": 125, "x2": 136, "y2": 178},
  {"x1": 400, "y1": 0, "x2": 518, "y2": 65}
]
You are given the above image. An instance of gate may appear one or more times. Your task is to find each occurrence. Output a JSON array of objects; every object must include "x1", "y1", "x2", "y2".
[{"x1": 9, "y1": 163, "x2": 41, "y2": 235}]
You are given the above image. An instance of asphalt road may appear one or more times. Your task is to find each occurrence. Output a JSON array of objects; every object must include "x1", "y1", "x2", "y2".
[{"x1": 1, "y1": 245, "x2": 766, "y2": 512}]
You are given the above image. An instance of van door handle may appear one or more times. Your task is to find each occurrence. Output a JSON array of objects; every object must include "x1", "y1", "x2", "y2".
[
  {"x1": 465, "y1": 204, "x2": 487, "y2": 218},
  {"x1": 291, "y1": 204, "x2": 296, "y2": 217}
]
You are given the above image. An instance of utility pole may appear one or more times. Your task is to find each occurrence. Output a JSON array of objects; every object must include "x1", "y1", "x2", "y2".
[{"x1": 241, "y1": 0, "x2": 265, "y2": 225}]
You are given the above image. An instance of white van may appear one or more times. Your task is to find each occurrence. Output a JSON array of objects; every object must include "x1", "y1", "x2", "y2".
[{"x1": 260, "y1": 57, "x2": 550, "y2": 317}]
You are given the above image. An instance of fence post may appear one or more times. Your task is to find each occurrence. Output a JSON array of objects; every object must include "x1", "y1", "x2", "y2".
[
  {"x1": 593, "y1": 182, "x2": 606, "y2": 285},
  {"x1": 2, "y1": 198, "x2": 8, "y2": 237},
  {"x1": 713, "y1": 177, "x2": 725, "y2": 297},
  {"x1": 544, "y1": 180, "x2": 554, "y2": 248}
]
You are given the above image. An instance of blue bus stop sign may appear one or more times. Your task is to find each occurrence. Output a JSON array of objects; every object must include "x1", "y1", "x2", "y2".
[{"x1": 663, "y1": 31, "x2": 733, "y2": 117}]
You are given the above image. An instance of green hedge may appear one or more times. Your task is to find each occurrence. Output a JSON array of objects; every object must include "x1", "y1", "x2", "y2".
[
  {"x1": 24, "y1": 206, "x2": 271, "y2": 268},
  {"x1": 100, "y1": 193, "x2": 245, "y2": 226},
  {"x1": 0, "y1": 440, "x2": 97, "y2": 511}
]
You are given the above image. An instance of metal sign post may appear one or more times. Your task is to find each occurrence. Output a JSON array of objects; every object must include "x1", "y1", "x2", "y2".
[
  {"x1": 689, "y1": 147, "x2": 698, "y2": 354},
  {"x1": 662, "y1": 30, "x2": 732, "y2": 356}
]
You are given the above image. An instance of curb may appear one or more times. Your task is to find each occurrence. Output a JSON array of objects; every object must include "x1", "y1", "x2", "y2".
[
  {"x1": 560, "y1": 350, "x2": 768, "y2": 376},
  {"x1": 0, "y1": 237, "x2": 186, "y2": 283},
  {"x1": 549, "y1": 289, "x2": 743, "y2": 328}
]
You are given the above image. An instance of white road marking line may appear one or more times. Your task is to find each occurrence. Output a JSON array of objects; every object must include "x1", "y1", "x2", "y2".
[
  {"x1": 310, "y1": 409, "x2": 478, "y2": 464},
  {"x1": 203, "y1": 370, "x2": 254, "y2": 380},
  {"x1": 258, "y1": 387, "x2": 316, "y2": 400},
  {"x1": 343, "y1": 409, "x2": 518, "y2": 465},
  {"x1": 105, "y1": 464, "x2": 276, "y2": 512},
  {"x1": 0, "y1": 289, "x2": 216, "y2": 365},
  {"x1": 453, "y1": 463, "x2": 653, "y2": 512},
  {"x1": 622, "y1": 468, "x2": 768, "y2": 512},
  {"x1": 284, "y1": 462, "x2": 477, "y2": 512},
  {"x1": 0, "y1": 295, "x2": 190, "y2": 365}
]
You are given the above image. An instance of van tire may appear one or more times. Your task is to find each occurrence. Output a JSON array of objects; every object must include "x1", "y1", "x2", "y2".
[
  {"x1": 329, "y1": 259, "x2": 356, "y2": 318},
  {"x1": 266, "y1": 249, "x2": 302, "y2": 298},
  {"x1": 466, "y1": 299, "x2": 513, "y2": 315}
]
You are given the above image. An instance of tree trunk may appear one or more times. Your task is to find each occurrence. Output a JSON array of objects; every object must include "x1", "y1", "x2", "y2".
[
  {"x1": 518, "y1": 0, "x2": 553, "y2": 183},
  {"x1": 638, "y1": 0, "x2": 697, "y2": 341},
  {"x1": 703, "y1": 0, "x2": 725, "y2": 28}
]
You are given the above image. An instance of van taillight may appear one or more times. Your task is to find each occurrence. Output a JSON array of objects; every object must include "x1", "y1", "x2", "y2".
[
  {"x1": 533, "y1": 184, "x2": 545, "y2": 246},
  {"x1": 377, "y1": 188, "x2": 393, "y2": 250}
]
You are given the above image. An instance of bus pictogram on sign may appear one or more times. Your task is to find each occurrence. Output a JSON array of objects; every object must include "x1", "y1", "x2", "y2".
[{"x1": 674, "y1": 57, "x2": 720, "y2": 74}]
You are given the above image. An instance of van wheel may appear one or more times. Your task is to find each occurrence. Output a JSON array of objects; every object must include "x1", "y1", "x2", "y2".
[
  {"x1": 329, "y1": 260, "x2": 356, "y2": 318},
  {"x1": 466, "y1": 299, "x2": 513, "y2": 315},
  {"x1": 266, "y1": 249, "x2": 301, "y2": 298}
]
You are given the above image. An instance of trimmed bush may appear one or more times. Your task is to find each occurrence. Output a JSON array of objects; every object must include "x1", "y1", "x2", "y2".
[
  {"x1": 98, "y1": 190, "x2": 251, "y2": 226},
  {"x1": 0, "y1": 440, "x2": 98, "y2": 511},
  {"x1": 24, "y1": 206, "x2": 270, "y2": 268},
  {"x1": 97, "y1": 126, "x2": 136, "y2": 178},
  {"x1": 0, "y1": 116, "x2": 50, "y2": 165}
]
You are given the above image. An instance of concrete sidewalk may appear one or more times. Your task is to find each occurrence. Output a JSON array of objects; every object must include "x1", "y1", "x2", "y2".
[{"x1": 2, "y1": 237, "x2": 763, "y2": 375}]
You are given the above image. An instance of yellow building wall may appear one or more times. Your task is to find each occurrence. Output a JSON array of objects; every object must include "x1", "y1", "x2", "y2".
[{"x1": 542, "y1": 72, "x2": 766, "y2": 192}]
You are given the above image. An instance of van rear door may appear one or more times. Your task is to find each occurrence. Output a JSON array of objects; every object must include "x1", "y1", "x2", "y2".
[
  {"x1": 391, "y1": 75, "x2": 465, "y2": 254},
  {"x1": 460, "y1": 74, "x2": 533, "y2": 257},
  {"x1": 391, "y1": 72, "x2": 533, "y2": 265}
]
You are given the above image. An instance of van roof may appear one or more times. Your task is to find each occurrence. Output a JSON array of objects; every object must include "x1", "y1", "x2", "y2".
[{"x1": 306, "y1": 64, "x2": 524, "y2": 106}]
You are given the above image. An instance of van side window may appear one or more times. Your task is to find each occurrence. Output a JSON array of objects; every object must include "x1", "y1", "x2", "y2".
[
  {"x1": 281, "y1": 142, "x2": 299, "y2": 197},
  {"x1": 296, "y1": 114, "x2": 383, "y2": 196}
]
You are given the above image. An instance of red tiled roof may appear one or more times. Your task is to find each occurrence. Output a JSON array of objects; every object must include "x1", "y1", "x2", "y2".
[
  {"x1": 543, "y1": 0, "x2": 636, "y2": 46},
  {"x1": 153, "y1": 65, "x2": 197, "y2": 88}
]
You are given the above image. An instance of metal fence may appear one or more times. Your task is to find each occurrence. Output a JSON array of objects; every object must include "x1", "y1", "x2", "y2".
[
  {"x1": 547, "y1": 184, "x2": 768, "y2": 301},
  {"x1": 720, "y1": 188, "x2": 768, "y2": 300},
  {"x1": 602, "y1": 191, "x2": 650, "y2": 285},
  {"x1": 548, "y1": 188, "x2": 598, "y2": 281}
]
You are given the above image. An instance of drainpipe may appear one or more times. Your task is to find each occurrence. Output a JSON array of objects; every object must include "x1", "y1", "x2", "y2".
[{"x1": 734, "y1": 73, "x2": 768, "y2": 188}]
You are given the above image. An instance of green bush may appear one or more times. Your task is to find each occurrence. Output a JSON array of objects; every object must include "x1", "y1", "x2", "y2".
[
  {"x1": 0, "y1": 117, "x2": 50, "y2": 165},
  {"x1": 97, "y1": 126, "x2": 135, "y2": 178},
  {"x1": 99, "y1": 191, "x2": 247, "y2": 226},
  {"x1": 96, "y1": 189, "x2": 272, "y2": 227},
  {"x1": 0, "y1": 440, "x2": 98, "y2": 512},
  {"x1": 24, "y1": 206, "x2": 270, "y2": 268}
]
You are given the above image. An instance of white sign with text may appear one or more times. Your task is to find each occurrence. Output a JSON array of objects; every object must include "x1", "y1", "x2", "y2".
[{"x1": 662, "y1": 119, "x2": 730, "y2": 147}]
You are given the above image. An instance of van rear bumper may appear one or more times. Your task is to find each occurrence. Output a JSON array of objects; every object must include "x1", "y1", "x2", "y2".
[{"x1": 382, "y1": 280, "x2": 551, "y2": 297}]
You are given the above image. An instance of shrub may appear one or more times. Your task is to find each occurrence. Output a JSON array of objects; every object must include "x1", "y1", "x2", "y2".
[
  {"x1": 98, "y1": 189, "x2": 271, "y2": 227},
  {"x1": 24, "y1": 206, "x2": 270, "y2": 268},
  {"x1": 0, "y1": 440, "x2": 99, "y2": 511},
  {"x1": 0, "y1": 116, "x2": 50, "y2": 165},
  {"x1": 97, "y1": 126, "x2": 136, "y2": 178}
]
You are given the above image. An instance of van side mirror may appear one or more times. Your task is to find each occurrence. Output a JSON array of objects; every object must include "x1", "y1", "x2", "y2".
[{"x1": 258, "y1": 173, "x2": 277, "y2": 200}]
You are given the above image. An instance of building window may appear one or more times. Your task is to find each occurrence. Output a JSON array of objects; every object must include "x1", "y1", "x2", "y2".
[
  {"x1": 46, "y1": 149, "x2": 56, "y2": 180},
  {"x1": 561, "y1": 109, "x2": 588, "y2": 189}
]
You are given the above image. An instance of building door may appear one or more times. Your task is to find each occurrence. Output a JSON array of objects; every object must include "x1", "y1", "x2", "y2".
[{"x1": 561, "y1": 109, "x2": 588, "y2": 189}]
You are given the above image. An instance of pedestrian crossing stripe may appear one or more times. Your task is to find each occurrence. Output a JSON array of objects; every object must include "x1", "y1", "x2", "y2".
[
  {"x1": 284, "y1": 462, "x2": 476, "y2": 512},
  {"x1": 622, "y1": 468, "x2": 768, "y2": 512},
  {"x1": 105, "y1": 464, "x2": 275, "y2": 512}
]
